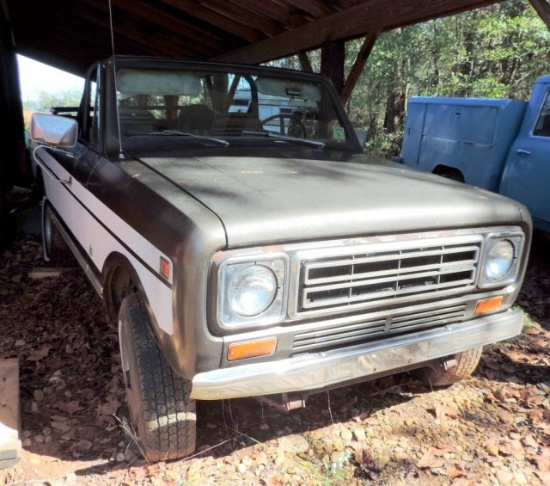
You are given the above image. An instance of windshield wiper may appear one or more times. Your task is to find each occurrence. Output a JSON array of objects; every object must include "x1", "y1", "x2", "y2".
[
  {"x1": 145, "y1": 130, "x2": 230, "y2": 147},
  {"x1": 242, "y1": 130, "x2": 326, "y2": 149}
]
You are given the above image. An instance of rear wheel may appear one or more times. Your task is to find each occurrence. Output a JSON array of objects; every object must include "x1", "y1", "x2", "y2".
[
  {"x1": 418, "y1": 347, "x2": 483, "y2": 387},
  {"x1": 118, "y1": 293, "x2": 196, "y2": 461}
]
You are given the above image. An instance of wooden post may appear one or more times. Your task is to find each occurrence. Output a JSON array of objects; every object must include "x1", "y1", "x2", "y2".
[
  {"x1": 0, "y1": 359, "x2": 21, "y2": 469},
  {"x1": 321, "y1": 40, "x2": 345, "y2": 93},
  {"x1": 1, "y1": 0, "x2": 27, "y2": 250},
  {"x1": 529, "y1": 0, "x2": 550, "y2": 30}
]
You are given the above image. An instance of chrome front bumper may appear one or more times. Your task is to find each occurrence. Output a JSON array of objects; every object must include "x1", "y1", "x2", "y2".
[{"x1": 190, "y1": 311, "x2": 523, "y2": 400}]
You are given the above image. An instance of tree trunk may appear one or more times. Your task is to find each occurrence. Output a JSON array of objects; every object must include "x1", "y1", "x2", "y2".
[{"x1": 383, "y1": 90, "x2": 406, "y2": 133}]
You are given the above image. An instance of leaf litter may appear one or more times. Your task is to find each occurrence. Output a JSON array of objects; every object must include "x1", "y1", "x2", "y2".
[{"x1": 0, "y1": 234, "x2": 549, "y2": 485}]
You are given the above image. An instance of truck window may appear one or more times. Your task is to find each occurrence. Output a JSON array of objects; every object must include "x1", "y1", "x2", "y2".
[{"x1": 533, "y1": 91, "x2": 550, "y2": 137}]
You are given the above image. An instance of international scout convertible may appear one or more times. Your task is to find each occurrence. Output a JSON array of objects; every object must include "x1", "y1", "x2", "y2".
[{"x1": 30, "y1": 56, "x2": 531, "y2": 461}]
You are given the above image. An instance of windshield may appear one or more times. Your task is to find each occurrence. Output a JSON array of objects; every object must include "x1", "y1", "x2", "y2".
[{"x1": 114, "y1": 65, "x2": 352, "y2": 150}]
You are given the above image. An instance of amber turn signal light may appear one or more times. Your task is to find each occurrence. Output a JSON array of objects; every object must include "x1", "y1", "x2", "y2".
[
  {"x1": 474, "y1": 296, "x2": 504, "y2": 315},
  {"x1": 159, "y1": 256, "x2": 171, "y2": 280},
  {"x1": 228, "y1": 337, "x2": 277, "y2": 361}
]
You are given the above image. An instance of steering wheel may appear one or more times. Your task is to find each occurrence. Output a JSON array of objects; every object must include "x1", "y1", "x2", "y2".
[{"x1": 261, "y1": 114, "x2": 307, "y2": 137}]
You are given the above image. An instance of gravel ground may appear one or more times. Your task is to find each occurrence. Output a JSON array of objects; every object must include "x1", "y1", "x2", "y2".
[{"x1": 0, "y1": 230, "x2": 549, "y2": 486}]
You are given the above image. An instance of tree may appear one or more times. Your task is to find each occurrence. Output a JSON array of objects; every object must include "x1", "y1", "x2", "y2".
[
  {"x1": 23, "y1": 87, "x2": 82, "y2": 112},
  {"x1": 346, "y1": 0, "x2": 550, "y2": 156}
]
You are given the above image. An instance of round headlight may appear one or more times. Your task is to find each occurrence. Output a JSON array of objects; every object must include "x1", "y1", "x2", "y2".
[
  {"x1": 228, "y1": 265, "x2": 278, "y2": 317},
  {"x1": 485, "y1": 239, "x2": 514, "y2": 280}
]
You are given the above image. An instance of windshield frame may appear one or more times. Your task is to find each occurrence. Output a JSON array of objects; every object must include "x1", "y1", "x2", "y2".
[{"x1": 103, "y1": 56, "x2": 363, "y2": 157}]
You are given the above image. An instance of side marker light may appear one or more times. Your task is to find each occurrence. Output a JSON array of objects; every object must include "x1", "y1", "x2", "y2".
[
  {"x1": 228, "y1": 337, "x2": 277, "y2": 361},
  {"x1": 474, "y1": 296, "x2": 504, "y2": 315}
]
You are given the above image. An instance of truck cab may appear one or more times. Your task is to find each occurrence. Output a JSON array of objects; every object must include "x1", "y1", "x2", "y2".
[
  {"x1": 401, "y1": 75, "x2": 550, "y2": 231},
  {"x1": 500, "y1": 76, "x2": 550, "y2": 232},
  {"x1": 30, "y1": 56, "x2": 532, "y2": 462}
]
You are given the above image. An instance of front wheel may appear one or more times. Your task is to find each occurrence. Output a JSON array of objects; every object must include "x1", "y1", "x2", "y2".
[
  {"x1": 118, "y1": 293, "x2": 196, "y2": 461},
  {"x1": 418, "y1": 347, "x2": 483, "y2": 387},
  {"x1": 42, "y1": 202, "x2": 74, "y2": 266}
]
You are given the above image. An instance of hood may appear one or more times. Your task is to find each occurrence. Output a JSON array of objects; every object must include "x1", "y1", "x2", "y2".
[{"x1": 139, "y1": 154, "x2": 526, "y2": 247}]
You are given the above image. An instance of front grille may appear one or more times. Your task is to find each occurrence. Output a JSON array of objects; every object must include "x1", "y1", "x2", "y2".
[
  {"x1": 292, "y1": 303, "x2": 467, "y2": 353},
  {"x1": 295, "y1": 236, "x2": 482, "y2": 316}
]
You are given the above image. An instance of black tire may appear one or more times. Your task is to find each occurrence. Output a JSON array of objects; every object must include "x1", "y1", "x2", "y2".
[
  {"x1": 419, "y1": 346, "x2": 483, "y2": 387},
  {"x1": 433, "y1": 167, "x2": 464, "y2": 183},
  {"x1": 42, "y1": 202, "x2": 75, "y2": 266},
  {"x1": 118, "y1": 293, "x2": 196, "y2": 462}
]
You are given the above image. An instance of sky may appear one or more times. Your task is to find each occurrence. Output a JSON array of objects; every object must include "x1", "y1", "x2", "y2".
[{"x1": 17, "y1": 55, "x2": 84, "y2": 101}]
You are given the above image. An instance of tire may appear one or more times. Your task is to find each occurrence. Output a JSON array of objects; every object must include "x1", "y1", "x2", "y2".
[
  {"x1": 118, "y1": 293, "x2": 196, "y2": 462},
  {"x1": 418, "y1": 346, "x2": 483, "y2": 387},
  {"x1": 433, "y1": 167, "x2": 464, "y2": 183},
  {"x1": 42, "y1": 202, "x2": 75, "y2": 266}
]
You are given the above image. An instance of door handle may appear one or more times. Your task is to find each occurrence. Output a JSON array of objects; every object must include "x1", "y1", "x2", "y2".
[{"x1": 516, "y1": 148, "x2": 531, "y2": 156}]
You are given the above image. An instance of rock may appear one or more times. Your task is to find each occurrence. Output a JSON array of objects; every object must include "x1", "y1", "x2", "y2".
[
  {"x1": 236, "y1": 463, "x2": 247, "y2": 473},
  {"x1": 274, "y1": 454, "x2": 285, "y2": 466},
  {"x1": 394, "y1": 452, "x2": 410, "y2": 461},
  {"x1": 340, "y1": 428, "x2": 353, "y2": 442},
  {"x1": 495, "y1": 469, "x2": 514, "y2": 485},
  {"x1": 512, "y1": 473, "x2": 528, "y2": 485},
  {"x1": 353, "y1": 428, "x2": 367, "y2": 442},
  {"x1": 331, "y1": 437, "x2": 345, "y2": 452},
  {"x1": 278, "y1": 434, "x2": 309, "y2": 454},
  {"x1": 241, "y1": 456, "x2": 253, "y2": 467}
]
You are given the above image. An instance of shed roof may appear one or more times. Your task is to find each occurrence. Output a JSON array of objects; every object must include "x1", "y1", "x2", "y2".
[{"x1": 7, "y1": 0, "x2": 504, "y2": 76}]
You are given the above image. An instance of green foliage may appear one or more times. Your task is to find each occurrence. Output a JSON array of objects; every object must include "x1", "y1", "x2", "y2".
[
  {"x1": 322, "y1": 448, "x2": 353, "y2": 480},
  {"x1": 23, "y1": 87, "x2": 82, "y2": 112},
  {"x1": 351, "y1": 0, "x2": 550, "y2": 157},
  {"x1": 278, "y1": 1, "x2": 550, "y2": 158}
]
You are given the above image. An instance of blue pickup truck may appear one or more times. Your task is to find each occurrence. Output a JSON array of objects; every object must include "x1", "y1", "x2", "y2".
[{"x1": 401, "y1": 75, "x2": 550, "y2": 232}]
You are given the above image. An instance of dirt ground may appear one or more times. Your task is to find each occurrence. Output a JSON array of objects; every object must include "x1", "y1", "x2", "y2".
[{"x1": 0, "y1": 228, "x2": 549, "y2": 485}]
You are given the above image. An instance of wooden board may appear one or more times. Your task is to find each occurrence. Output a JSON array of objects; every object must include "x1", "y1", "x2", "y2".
[{"x1": 0, "y1": 358, "x2": 21, "y2": 469}]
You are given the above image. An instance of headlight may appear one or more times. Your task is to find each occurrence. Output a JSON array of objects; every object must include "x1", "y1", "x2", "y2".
[
  {"x1": 228, "y1": 265, "x2": 277, "y2": 316},
  {"x1": 480, "y1": 234, "x2": 523, "y2": 288},
  {"x1": 485, "y1": 240, "x2": 514, "y2": 280},
  {"x1": 217, "y1": 255, "x2": 288, "y2": 329}
]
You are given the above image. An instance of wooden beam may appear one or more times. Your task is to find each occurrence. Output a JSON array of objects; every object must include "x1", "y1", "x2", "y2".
[
  {"x1": 298, "y1": 51, "x2": 313, "y2": 73},
  {"x1": 340, "y1": 30, "x2": 380, "y2": 105},
  {"x1": 214, "y1": 0, "x2": 504, "y2": 64},
  {"x1": 321, "y1": 41, "x2": 345, "y2": 93},
  {"x1": 160, "y1": 0, "x2": 264, "y2": 43},
  {"x1": 529, "y1": 0, "x2": 550, "y2": 29}
]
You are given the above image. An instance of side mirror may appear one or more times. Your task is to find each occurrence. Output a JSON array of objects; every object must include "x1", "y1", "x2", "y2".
[{"x1": 30, "y1": 113, "x2": 78, "y2": 147}]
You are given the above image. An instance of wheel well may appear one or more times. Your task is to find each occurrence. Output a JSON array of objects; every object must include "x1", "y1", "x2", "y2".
[
  {"x1": 432, "y1": 165, "x2": 465, "y2": 182},
  {"x1": 104, "y1": 260, "x2": 138, "y2": 324}
]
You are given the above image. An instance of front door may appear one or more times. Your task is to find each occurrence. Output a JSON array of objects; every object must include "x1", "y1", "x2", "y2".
[{"x1": 500, "y1": 88, "x2": 550, "y2": 231}]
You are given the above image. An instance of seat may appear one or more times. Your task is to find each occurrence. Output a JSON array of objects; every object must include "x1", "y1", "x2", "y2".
[
  {"x1": 118, "y1": 107, "x2": 158, "y2": 134},
  {"x1": 210, "y1": 113, "x2": 262, "y2": 136},
  {"x1": 177, "y1": 104, "x2": 215, "y2": 134}
]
